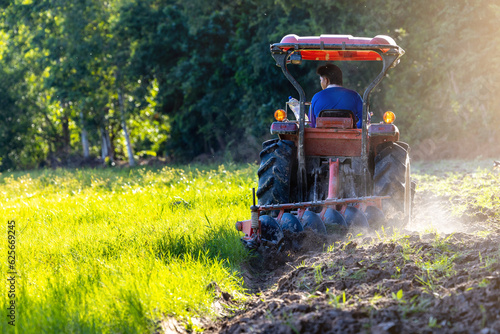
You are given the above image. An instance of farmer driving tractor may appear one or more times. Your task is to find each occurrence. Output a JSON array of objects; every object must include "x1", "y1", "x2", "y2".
[
  {"x1": 236, "y1": 34, "x2": 412, "y2": 249},
  {"x1": 309, "y1": 63, "x2": 364, "y2": 129}
]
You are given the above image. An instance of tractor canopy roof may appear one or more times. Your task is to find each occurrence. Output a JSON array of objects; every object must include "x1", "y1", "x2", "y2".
[{"x1": 272, "y1": 34, "x2": 404, "y2": 61}]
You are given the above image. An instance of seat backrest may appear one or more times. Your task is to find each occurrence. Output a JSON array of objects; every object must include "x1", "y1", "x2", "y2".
[{"x1": 316, "y1": 109, "x2": 357, "y2": 129}]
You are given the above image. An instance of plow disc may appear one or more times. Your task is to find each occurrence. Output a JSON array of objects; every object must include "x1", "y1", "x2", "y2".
[
  {"x1": 322, "y1": 208, "x2": 347, "y2": 233},
  {"x1": 364, "y1": 205, "x2": 385, "y2": 228},
  {"x1": 301, "y1": 211, "x2": 327, "y2": 234},
  {"x1": 344, "y1": 206, "x2": 369, "y2": 229},
  {"x1": 280, "y1": 213, "x2": 303, "y2": 233}
]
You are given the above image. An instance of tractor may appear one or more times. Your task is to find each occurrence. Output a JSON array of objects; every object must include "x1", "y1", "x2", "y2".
[{"x1": 236, "y1": 34, "x2": 412, "y2": 249}]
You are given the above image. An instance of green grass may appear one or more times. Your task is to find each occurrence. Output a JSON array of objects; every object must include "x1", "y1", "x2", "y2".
[
  {"x1": 412, "y1": 160, "x2": 500, "y2": 218},
  {"x1": 0, "y1": 164, "x2": 257, "y2": 333},
  {"x1": 3, "y1": 159, "x2": 497, "y2": 332}
]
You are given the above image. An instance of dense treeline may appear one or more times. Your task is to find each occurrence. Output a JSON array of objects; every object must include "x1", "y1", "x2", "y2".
[{"x1": 0, "y1": 0, "x2": 499, "y2": 170}]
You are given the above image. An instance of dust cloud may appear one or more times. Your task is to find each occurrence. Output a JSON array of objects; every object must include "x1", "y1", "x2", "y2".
[{"x1": 408, "y1": 195, "x2": 466, "y2": 234}]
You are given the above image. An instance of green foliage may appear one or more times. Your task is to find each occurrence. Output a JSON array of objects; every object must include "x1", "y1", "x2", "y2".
[
  {"x1": 0, "y1": 68, "x2": 38, "y2": 170},
  {"x1": 1, "y1": 0, "x2": 499, "y2": 169},
  {"x1": 391, "y1": 289, "x2": 405, "y2": 303}
]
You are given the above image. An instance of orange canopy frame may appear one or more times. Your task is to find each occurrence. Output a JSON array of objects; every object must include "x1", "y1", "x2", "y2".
[{"x1": 274, "y1": 34, "x2": 401, "y2": 61}]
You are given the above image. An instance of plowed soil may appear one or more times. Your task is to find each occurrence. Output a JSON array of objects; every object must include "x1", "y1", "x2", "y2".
[{"x1": 202, "y1": 170, "x2": 500, "y2": 334}]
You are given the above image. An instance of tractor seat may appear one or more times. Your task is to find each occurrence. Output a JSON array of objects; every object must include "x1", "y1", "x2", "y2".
[{"x1": 316, "y1": 109, "x2": 358, "y2": 129}]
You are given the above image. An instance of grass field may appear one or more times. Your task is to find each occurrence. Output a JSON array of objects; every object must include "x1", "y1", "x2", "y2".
[
  {"x1": 0, "y1": 164, "x2": 258, "y2": 333},
  {"x1": 412, "y1": 160, "x2": 500, "y2": 224},
  {"x1": 1, "y1": 160, "x2": 499, "y2": 333}
]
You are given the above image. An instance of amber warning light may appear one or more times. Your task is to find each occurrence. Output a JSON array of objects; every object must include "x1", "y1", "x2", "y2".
[
  {"x1": 383, "y1": 111, "x2": 396, "y2": 124},
  {"x1": 274, "y1": 109, "x2": 287, "y2": 121}
]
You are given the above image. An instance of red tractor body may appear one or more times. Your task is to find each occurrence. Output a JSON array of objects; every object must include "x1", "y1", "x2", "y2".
[{"x1": 236, "y1": 34, "x2": 412, "y2": 249}]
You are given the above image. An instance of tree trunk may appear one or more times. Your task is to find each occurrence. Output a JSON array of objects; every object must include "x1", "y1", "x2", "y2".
[
  {"x1": 118, "y1": 88, "x2": 135, "y2": 167},
  {"x1": 100, "y1": 126, "x2": 109, "y2": 161},
  {"x1": 216, "y1": 132, "x2": 226, "y2": 151},
  {"x1": 108, "y1": 129, "x2": 117, "y2": 161},
  {"x1": 61, "y1": 113, "x2": 70, "y2": 155},
  {"x1": 104, "y1": 126, "x2": 113, "y2": 161},
  {"x1": 80, "y1": 112, "x2": 90, "y2": 159}
]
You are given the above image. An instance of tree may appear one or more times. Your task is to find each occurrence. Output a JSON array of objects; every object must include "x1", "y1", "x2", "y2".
[{"x1": 1, "y1": 0, "x2": 499, "y2": 170}]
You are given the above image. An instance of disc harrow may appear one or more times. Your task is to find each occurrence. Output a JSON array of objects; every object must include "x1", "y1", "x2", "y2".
[{"x1": 235, "y1": 189, "x2": 388, "y2": 249}]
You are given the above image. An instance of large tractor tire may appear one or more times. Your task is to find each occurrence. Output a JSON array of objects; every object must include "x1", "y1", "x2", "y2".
[
  {"x1": 256, "y1": 139, "x2": 295, "y2": 207},
  {"x1": 373, "y1": 141, "x2": 412, "y2": 224}
]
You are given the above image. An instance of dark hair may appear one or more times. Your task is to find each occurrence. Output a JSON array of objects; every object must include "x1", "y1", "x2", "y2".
[{"x1": 316, "y1": 63, "x2": 343, "y2": 86}]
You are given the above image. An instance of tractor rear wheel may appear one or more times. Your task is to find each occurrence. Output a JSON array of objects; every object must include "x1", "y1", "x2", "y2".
[
  {"x1": 373, "y1": 141, "x2": 412, "y2": 224},
  {"x1": 256, "y1": 139, "x2": 295, "y2": 207}
]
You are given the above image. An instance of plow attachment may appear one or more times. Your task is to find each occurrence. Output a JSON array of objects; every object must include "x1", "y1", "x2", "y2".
[{"x1": 235, "y1": 191, "x2": 388, "y2": 250}]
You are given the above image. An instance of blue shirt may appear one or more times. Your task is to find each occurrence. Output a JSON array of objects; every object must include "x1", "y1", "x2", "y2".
[{"x1": 309, "y1": 86, "x2": 363, "y2": 128}]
